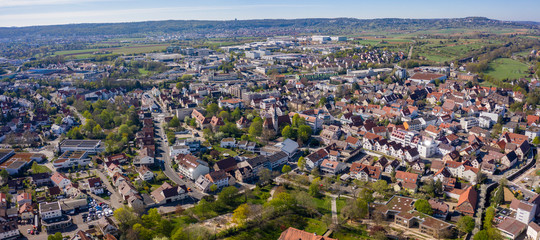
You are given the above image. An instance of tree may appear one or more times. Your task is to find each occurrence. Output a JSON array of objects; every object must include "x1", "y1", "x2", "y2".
[
  {"x1": 209, "y1": 184, "x2": 218, "y2": 193},
  {"x1": 248, "y1": 119, "x2": 263, "y2": 137},
  {"x1": 48, "y1": 232, "x2": 63, "y2": 240},
  {"x1": 169, "y1": 116, "x2": 180, "y2": 128},
  {"x1": 0, "y1": 169, "x2": 8, "y2": 181},
  {"x1": 318, "y1": 97, "x2": 327, "y2": 107},
  {"x1": 309, "y1": 178, "x2": 322, "y2": 198},
  {"x1": 298, "y1": 125, "x2": 312, "y2": 142},
  {"x1": 232, "y1": 203, "x2": 250, "y2": 225},
  {"x1": 281, "y1": 125, "x2": 295, "y2": 139},
  {"x1": 414, "y1": 199, "x2": 433, "y2": 215},
  {"x1": 207, "y1": 103, "x2": 219, "y2": 116},
  {"x1": 292, "y1": 114, "x2": 305, "y2": 127},
  {"x1": 92, "y1": 124, "x2": 104, "y2": 138},
  {"x1": 372, "y1": 180, "x2": 389, "y2": 196},
  {"x1": 282, "y1": 165, "x2": 292, "y2": 175},
  {"x1": 114, "y1": 207, "x2": 139, "y2": 230},
  {"x1": 298, "y1": 156, "x2": 306, "y2": 170},
  {"x1": 484, "y1": 206, "x2": 496, "y2": 229},
  {"x1": 218, "y1": 186, "x2": 239, "y2": 207},
  {"x1": 474, "y1": 230, "x2": 489, "y2": 240},
  {"x1": 533, "y1": 136, "x2": 540, "y2": 145},
  {"x1": 257, "y1": 168, "x2": 272, "y2": 185},
  {"x1": 456, "y1": 215, "x2": 475, "y2": 236}
]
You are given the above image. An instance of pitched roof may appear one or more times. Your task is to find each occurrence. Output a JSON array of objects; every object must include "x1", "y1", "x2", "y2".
[
  {"x1": 457, "y1": 186, "x2": 477, "y2": 213},
  {"x1": 278, "y1": 227, "x2": 337, "y2": 240}
]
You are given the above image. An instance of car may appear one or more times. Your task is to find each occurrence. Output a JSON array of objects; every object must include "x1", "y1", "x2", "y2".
[{"x1": 82, "y1": 214, "x2": 88, "y2": 218}]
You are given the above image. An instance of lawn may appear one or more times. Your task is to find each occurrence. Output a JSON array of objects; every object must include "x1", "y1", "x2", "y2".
[
  {"x1": 312, "y1": 196, "x2": 332, "y2": 215},
  {"x1": 485, "y1": 58, "x2": 530, "y2": 80},
  {"x1": 336, "y1": 198, "x2": 347, "y2": 214},
  {"x1": 330, "y1": 225, "x2": 370, "y2": 240},
  {"x1": 53, "y1": 44, "x2": 168, "y2": 58},
  {"x1": 212, "y1": 145, "x2": 239, "y2": 157},
  {"x1": 304, "y1": 218, "x2": 328, "y2": 235}
]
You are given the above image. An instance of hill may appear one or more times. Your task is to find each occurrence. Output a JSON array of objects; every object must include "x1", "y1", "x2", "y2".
[{"x1": 0, "y1": 17, "x2": 538, "y2": 39}]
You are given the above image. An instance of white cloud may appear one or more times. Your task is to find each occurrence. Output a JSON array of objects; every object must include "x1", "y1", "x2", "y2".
[{"x1": 0, "y1": 4, "x2": 317, "y2": 27}]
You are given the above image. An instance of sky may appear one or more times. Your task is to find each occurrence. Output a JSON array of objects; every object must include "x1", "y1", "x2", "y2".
[{"x1": 0, "y1": 0, "x2": 539, "y2": 27}]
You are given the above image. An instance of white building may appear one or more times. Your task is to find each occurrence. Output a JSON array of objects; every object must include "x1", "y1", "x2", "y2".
[
  {"x1": 0, "y1": 221, "x2": 19, "y2": 239},
  {"x1": 176, "y1": 154, "x2": 210, "y2": 180},
  {"x1": 220, "y1": 138, "x2": 236, "y2": 148},
  {"x1": 39, "y1": 202, "x2": 62, "y2": 220},
  {"x1": 460, "y1": 117, "x2": 479, "y2": 131},
  {"x1": 516, "y1": 200, "x2": 537, "y2": 224},
  {"x1": 53, "y1": 151, "x2": 90, "y2": 169},
  {"x1": 170, "y1": 145, "x2": 190, "y2": 157},
  {"x1": 418, "y1": 140, "x2": 438, "y2": 158}
]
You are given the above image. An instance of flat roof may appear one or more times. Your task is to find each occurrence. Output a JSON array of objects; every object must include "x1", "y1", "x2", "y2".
[
  {"x1": 40, "y1": 201, "x2": 61, "y2": 212},
  {"x1": 59, "y1": 150, "x2": 87, "y2": 159},
  {"x1": 60, "y1": 140, "x2": 102, "y2": 148}
]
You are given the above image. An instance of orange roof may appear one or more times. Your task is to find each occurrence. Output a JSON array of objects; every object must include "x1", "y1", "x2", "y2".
[
  {"x1": 278, "y1": 227, "x2": 337, "y2": 240},
  {"x1": 457, "y1": 186, "x2": 478, "y2": 214}
]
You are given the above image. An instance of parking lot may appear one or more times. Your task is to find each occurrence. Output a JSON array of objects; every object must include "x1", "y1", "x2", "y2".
[{"x1": 17, "y1": 197, "x2": 114, "y2": 239}]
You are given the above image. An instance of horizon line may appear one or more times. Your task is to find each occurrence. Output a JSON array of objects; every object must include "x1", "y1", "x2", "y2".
[{"x1": 1, "y1": 16, "x2": 538, "y2": 29}]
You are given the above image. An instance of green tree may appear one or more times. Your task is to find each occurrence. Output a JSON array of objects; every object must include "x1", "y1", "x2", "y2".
[
  {"x1": 209, "y1": 184, "x2": 218, "y2": 193},
  {"x1": 48, "y1": 232, "x2": 63, "y2": 240},
  {"x1": 414, "y1": 199, "x2": 433, "y2": 215},
  {"x1": 474, "y1": 230, "x2": 489, "y2": 240},
  {"x1": 456, "y1": 215, "x2": 475, "y2": 236},
  {"x1": 0, "y1": 169, "x2": 8, "y2": 181},
  {"x1": 281, "y1": 125, "x2": 295, "y2": 139},
  {"x1": 232, "y1": 203, "x2": 250, "y2": 225},
  {"x1": 282, "y1": 165, "x2": 292, "y2": 175},
  {"x1": 248, "y1": 119, "x2": 263, "y2": 137},
  {"x1": 309, "y1": 177, "x2": 322, "y2": 198},
  {"x1": 114, "y1": 207, "x2": 139, "y2": 231},
  {"x1": 207, "y1": 103, "x2": 219, "y2": 116},
  {"x1": 92, "y1": 124, "x2": 104, "y2": 138},
  {"x1": 298, "y1": 125, "x2": 312, "y2": 142},
  {"x1": 169, "y1": 116, "x2": 180, "y2": 128},
  {"x1": 533, "y1": 136, "x2": 540, "y2": 145},
  {"x1": 484, "y1": 206, "x2": 496, "y2": 229},
  {"x1": 318, "y1": 97, "x2": 327, "y2": 107},
  {"x1": 218, "y1": 186, "x2": 239, "y2": 207},
  {"x1": 297, "y1": 156, "x2": 306, "y2": 170}
]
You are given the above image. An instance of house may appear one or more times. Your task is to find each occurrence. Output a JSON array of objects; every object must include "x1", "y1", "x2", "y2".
[
  {"x1": 88, "y1": 178, "x2": 104, "y2": 195},
  {"x1": 266, "y1": 151, "x2": 289, "y2": 170},
  {"x1": 350, "y1": 163, "x2": 381, "y2": 182},
  {"x1": 98, "y1": 216, "x2": 119, "y2": 237},
  {"x1": 220, "y1": 138, "x2": 236, "y2": 148},
  {"x1": 395, "y1": 171, "x2": 419, "y2": 192},
  {"x1": 176, "y1": 154, "x2": 209, "y2": 180},
  {"x1": 278, "y1": 227, "x2": 337, "y2": 240},
  {"x1": 214, "y1": 158, "x2": 237, "y2": 173},
  {"x1": 39, "y1": 201, "x2": 73, "y2": 232},
  {"x1": 31, "y1": 173, "x2": 52, "y2": 186},
  {"x1": 19, "y1": 202, "x2": 34, "y2": 220},
  {"x1": 111, "y1": 172, "x2": 127, "y2": 187},
  {"x1": 170, "y1": 145, "x2": 190, "y2": 157},
  {"x1": 53, "y1": 151, "x2": 91, "y2": 169},
  {"x1": 527, "y1": 222, "x2": 540, "y2": 240},
  {"x1": 455, "y1": 186, "x2": 477, "y2": 216},
  {"x1": 118, "y1": 181, "x2": 138, "y2": 200},
  {"x1": 195, "y1": 170, "x2": 230, "y2": 192},
  {"x1": 150, "y1": 182, "x2": 188, "y2": 205},
  {"x1": 319, "y1": 159, "x2": 346, "y2": 175},
  {"x1": 305, "y1": 149, "x2": 328, "y2": 170},
  {"x1": 234, "y1": 166, "x2": 254, "y2": 183},
  {"x1": 51, "y1": 172, "x2": 72, "y2": 189},
  {"x1": 501, "y1": 151, "x2": 518, "y2": 169},
  {"x1": 16, "y1": 192, "x2": 31, "y2": 205},
  {"x1": 497, "y1": 218, "x2": 528, "y2": 240},
  {"x1": 137, "y1": 166, "x2": 154, "y2": 181},
  {"x1": 133, "y1": 147, "x2": 154, "y2": 166},
  {"x1": 429, "y1": 199, "x2": 449, "y2": 219},
  {"x1": 0, "y1": 221, "x2": 19, "y2": 240}
]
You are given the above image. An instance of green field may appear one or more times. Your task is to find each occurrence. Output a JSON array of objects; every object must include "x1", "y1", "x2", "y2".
[
  {"x1": 485, "y1": 58, "x2": 530, "y2": 80},
  {"x1": 53, "y1": 44, "x2": 168, "y2": 58}
]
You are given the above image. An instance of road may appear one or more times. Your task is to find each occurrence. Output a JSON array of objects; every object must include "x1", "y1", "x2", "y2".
[
  {"x1": 94, "y1": 169, "x2": 123, "y2": 209},
  {"x1": 150, "y1": 93, "x2": 206, "y2": 200},
  {"x1": 69, "y1": 106, "x2": 86, "y2": 126}
]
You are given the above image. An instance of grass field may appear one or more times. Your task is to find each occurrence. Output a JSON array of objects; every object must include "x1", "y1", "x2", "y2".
[
  {"x1": 304, "y1": 218, "x2": 328, "y2": 235},
  {"x1": 53, "y1": 44, "x2": 168, "y2": 58},
  {"x1": 485, "y1": 58, "x2": 530, "y2": 80}
]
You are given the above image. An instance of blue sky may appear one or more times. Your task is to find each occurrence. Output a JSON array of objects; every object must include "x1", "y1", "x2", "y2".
[{"x1": 0, "y1": 0, "x2": 539, "y2": 27}]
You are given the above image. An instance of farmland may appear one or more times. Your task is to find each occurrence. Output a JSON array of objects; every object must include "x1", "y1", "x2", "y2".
[
  {"x1": 484, "y1": 58, "x2": 530, "y2": 80},
  {"x1": 52, "y1": 44, "x2": 169, "y2": 59}
]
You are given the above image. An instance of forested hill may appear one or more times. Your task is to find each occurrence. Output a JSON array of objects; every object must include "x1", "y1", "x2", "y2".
[{"x1": 1, "y1": 17, "x2": 538, "y2": 39}]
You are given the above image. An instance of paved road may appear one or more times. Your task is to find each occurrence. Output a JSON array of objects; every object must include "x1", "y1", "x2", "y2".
[
  {"x1": 95, "y1": 169, "x2": 123, "y2": 209},
  {"x1": 331, "y1": 197, "x2": 338, "y2": 225},
  {"x1": 69, "y1": 106, "x2": 86, "y2": 126},
  {"x1": 149, "y1": 93, "x2": 207, "y2": 200}
]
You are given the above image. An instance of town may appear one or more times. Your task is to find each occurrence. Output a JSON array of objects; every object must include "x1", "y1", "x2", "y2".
[{"x1": 0, "y1": 20, "x2": 540, "y2": 240}]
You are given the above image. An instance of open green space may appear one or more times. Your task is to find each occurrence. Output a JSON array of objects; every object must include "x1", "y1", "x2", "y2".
[
  {"x1": 52, "y1": 44, "x2": 168, "y2": 58},
  {"x1": 485, "y1": 58, "x2": 529, "y2": 80}
]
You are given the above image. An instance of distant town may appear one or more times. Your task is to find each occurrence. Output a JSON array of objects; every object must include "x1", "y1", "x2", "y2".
[{"x1": 0, "y1": 25, "x2": 540, "y2": 240}]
